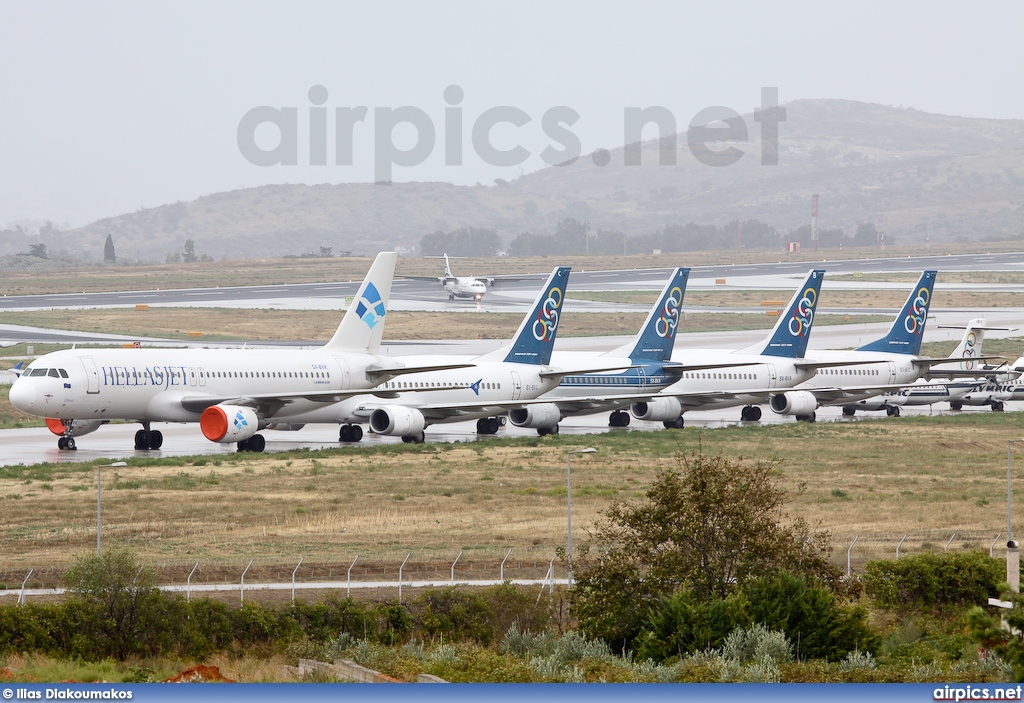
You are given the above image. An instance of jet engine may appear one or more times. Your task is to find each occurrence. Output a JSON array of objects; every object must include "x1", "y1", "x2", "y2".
[
  {"x1": 369, "y1": 406, "x2": 426, "y2": 436},
  {"x1": 769, "y1": 391, "x2": 818, "y2": 416},
  {"x1": 631, "y1": 397, "x2": 684, "y2": 422},
  {"x1": 200, "y1": 405, "x2": 260, "y2": 443},
  {"x1": 508, "y1": 403, "x2": 561, "y2": 429},
  {"x1": 45, "y1": 418, "x2": 106, "y2": 437}
]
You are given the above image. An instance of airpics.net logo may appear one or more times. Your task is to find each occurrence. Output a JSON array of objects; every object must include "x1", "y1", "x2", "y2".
[
  {"x1": 356, "y1": 282, "x2": 386, "y2": 329},
  {"x1": 237, "y1": 86, "x2": 786, "y2": 183}
]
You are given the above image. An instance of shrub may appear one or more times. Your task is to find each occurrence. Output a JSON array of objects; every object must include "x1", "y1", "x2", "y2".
[
  {"x1": 864, "y1": 552, "x2": 1003, "y2": 612},
  {"x1": 633, "y1": 588, "x2": 748, "y2": 663}
]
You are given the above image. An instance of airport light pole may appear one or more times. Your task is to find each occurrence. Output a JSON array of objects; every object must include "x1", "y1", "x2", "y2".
[
  {"x1": 1008, "y1": 441, "x2": 1024, "y2": 591},
  {"x1": 97, "y1": 462, "x2": 127, "y2": 556},
  {"x1": 566, "y1": 448, "x2": 597, "y2": 587}
]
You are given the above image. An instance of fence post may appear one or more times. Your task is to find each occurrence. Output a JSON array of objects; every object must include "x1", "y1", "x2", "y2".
[
  {"x1": 186, "y1": 562, "x2": 199, "y2": 602},
  {"x1": 500, "y1": 548, "x2": 513, "y2": 582},
  {"x1": 398, "y1": 553, "x2": 411, "y2": 604},
  {"x1": 992, "y1": 533, "x2": 1003, "y2": 558},
  {"x1": 450, "y1": 551, "x2": 462, "y2": 586},
  {"x1": 347, "y1": 555, "x2": 358, "y2": 598},
  {"x1": 291, "y1": 557, "x2": 304, "y2": 602},
  {"x1": 896, "y1": 534, "x2": 908, "y2": 559},
  {"x1": 240, "y1": 559, "x2": 254, "y2": 603},
  {"x1": 18, "y1": 569, "x2": 33, "y2": 605},
  {"x1": 945, "y1": 533, "x2": 957, "y2": 552},
  {"x1": 847, "y1": 536, "x2": 859, "y2": 576}
]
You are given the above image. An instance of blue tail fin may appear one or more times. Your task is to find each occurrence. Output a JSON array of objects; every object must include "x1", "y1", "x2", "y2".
[
  {"x1": 485, "y1": 267, "x2": 570, "y2": 365},
  {"x1": 857, "y1": 270, "x2": 936, "y2": 355},
  {"x1": 746, "y1": 269, "x2": 825, "y2": 358},
  {"x1": 609, "y1": 267, "x2": 690, "y2": 360}
]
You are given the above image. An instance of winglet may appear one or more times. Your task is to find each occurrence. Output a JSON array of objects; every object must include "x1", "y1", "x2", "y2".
[
  {"x1": 608, "y1": 267, "x2": 690, "y2": 360},
  {"x1": 480, "y1": 267, "x2": 570, "y2": 365},
  {"x1": 856, "y1": 270, "x2": 937, "y2": 355},
  {"x1": 739, "y1": 269, "x2": 825, "y2": 358},
  {"x1": 322, "y1": 251, "x2": 397, "y2": 353}
]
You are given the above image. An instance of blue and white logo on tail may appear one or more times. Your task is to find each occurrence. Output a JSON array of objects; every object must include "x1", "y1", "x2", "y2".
[
  {"x1": 356, "y1": 282, "x2": 386, "y2": 329},
  {"x1": 622, "y1": 267, "x2": 690, "y2": 361},
  {"x1": 759, "y1": 269, "x2": 825, "y2": 358},
  {"x1": 857, "y1": 270, "x2": 937, "y2": 355},
  {"x1": 501, "y1": 267, "x2": 571, "y2": 365}
]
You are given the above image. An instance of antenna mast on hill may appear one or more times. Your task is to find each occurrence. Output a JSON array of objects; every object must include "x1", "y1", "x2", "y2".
[{"x1": 811, "y1": 194, "x2": 819, "y2": 251}]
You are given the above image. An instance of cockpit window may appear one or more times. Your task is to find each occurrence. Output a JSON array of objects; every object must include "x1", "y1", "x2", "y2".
[
  {"x1": 58, "y1": 369, "x2": 69, "y2": 378},
  {"x1": 28, "y1": 368, "x2": 48, "y2": 377},
  {"x1": 47, "y1": 369, "x2": 60, "y2": 378}
]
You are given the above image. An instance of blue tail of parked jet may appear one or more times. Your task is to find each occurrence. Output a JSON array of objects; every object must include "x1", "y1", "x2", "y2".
[
  {"x1": 609, "y1": 267, "x2": 690, "y2": 360},
  {"x1": 481, "y1": 266, "x2": 570, "y2": 365},
  {"x1": 738, "y1": 269, "x2": 825, "y2": 358},
  {"x1": 857, "y1": 270, "x2": 937, "y2": 356}
]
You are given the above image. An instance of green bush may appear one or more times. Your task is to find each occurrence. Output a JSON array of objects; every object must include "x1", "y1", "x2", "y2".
[
  {"x1": 863, "y1": 552, "x2": 1003, "y2": 612},
  {"x1": 633, "y1": 588, "x2": 748, "y2": 662}
]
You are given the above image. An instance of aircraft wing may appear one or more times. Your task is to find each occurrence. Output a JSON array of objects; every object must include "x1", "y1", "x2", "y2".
[
  {"x1": 537, "y1": 363, "x2": 636, "y2": 379},
  {"x1": 364, "y1": 362, "x2": 476, "y2": 380},
  {"x1": 799, "y1": 382, "x2": 951, "y2": 405},
  {"x1": 794, "y1": 358, "x2": 892, "y2": 371},
  {"x1": 912, "y1": 355, "x2": 1005, "y2": 369}
]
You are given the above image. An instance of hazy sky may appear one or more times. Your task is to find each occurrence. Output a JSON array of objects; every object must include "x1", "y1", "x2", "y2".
[{"x1": 1, "y1": 0, "x2": 1022, "y2": 228}]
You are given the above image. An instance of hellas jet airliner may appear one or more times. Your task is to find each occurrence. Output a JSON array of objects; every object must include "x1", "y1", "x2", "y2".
[{"x1": 9, "y1": 252, "x2": 468, "y2": 452}]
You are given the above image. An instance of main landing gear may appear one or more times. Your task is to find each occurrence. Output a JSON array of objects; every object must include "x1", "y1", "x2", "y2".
[
  {"x1": 237, "y1": 435, "x2": 266, "y2": 452},
  {"x1": 992, "y1": 401, "x2": 1006, "y2": 412},
  {"x1": 476, "y1": 416, "x2": 506, "y2": 435},
  {"x1": 842, "y1": 407, "x2": 856, "y2": 417},
  {"x1": 663, "y1": 416, "x2": 684, "y2": 429},
  {"x1": 796, "y1": 412, "x2": 817, "y2": 423},
  {"x1": 608, "y1": 410, "x2": 630, "y2": 427},
  {"x1": 402, "y1": 431, "x2": 426, "y2": 444},
  {"x1": 134, "y1": 424, "x2": 164, "y2": 450},
  {"x1": 537, "y1": 424, "x2": 559, "y2": 436},
  {"x1": 740, "y1": 405, "x2": 762, "y2": 422},
  {"x1": 339, "y1": 424, "x2": 364, "y2": 442},
  {"x1": 886, "y1": 406, "x2": 902, "y2": 417}
]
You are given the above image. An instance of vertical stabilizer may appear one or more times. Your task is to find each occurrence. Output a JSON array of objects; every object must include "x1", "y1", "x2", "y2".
[
  {"x1": 737, "y1": 269, "x2": 825, "y2": 357},
  {"x1": 608, "y1": 267, "x2": 690, "y2": 360},
  {"x1": 479, "y1": 267, "x2": 571, "y2": 365},
  {"x1": 949, "y1": 318, "x2": 986, "y2": 371},
  {"x1": 443, "y1": 253, "x2": 453, "y2": 279},
  {"x1": 857, "y1": 270, "x2": 937, "y2": 355},
  {"x1": 322, "y1": 251, "x2": 397, "y2": 353}
]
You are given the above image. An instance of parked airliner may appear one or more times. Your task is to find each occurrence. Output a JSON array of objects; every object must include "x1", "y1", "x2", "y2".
[{"x1": 9, "y1": 252, "x2": 469, "y2": 452}]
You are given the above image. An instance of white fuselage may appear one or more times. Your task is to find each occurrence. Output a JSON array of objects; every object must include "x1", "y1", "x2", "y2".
[
  {"x1": 443, "y1": 277, "x2": 487, "y2": 300},
  {"x1": 844, "y1": 380, "x2": 974, "y2": 411},
  {"x1": 9, "y1": 347, "x2": 385, "y2": 422},
  {"x1": 270, "y1": 355, "x2": 560, "y2": 425},
  {"x1": 791, "y1": 349, "x2": 921, "y2": 403}
]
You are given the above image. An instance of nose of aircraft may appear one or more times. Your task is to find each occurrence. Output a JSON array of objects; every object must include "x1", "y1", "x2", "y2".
[{"x1": 8, "y1": 380, "x2": 35, "y2": 412}]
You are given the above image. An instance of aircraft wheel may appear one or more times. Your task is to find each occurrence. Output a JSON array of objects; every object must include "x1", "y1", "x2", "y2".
[
  {"x1": 486, "y1": 418, "x2": 500, "y2": 434},
  {"x1": 950, "y1": 401, "x2": 963, "y2": 411},
  {"x1": 750, "y1": 406, "x2": 762, "y2": 421},
  {"x1": 66, "y1": 437, "x2": 77, "y2": 450},
  {"x1": 150, "y1": 430, "x2": 163, "y2": 449},
  {"x1": 349, "y1": 425, "x2": 363, "y2": 442},
  {"x1": 340, "y1": 425, "x2": 351, "y2": 442},
  {"x1": 134, "y1": 429, "x2": 147, "y2": 450},
  {"x1": 58, "y1": 437, "x2": 67, "y2": 450},
  {"x1": 249, "y1": 434, "x2": 266, "y2": 452},
  {"x1": 994, "y1": 402, "x2": 1005, "y2": 412},
  {"x1": 886, "y1": 406, "x2": 898, "y2": 417},
  {"x1": 796, "y1": 413, "x2": 816, "y2": 423},
  {"x1": 237, "y1": 438, "x2": 249, "y2": 452},
  {"x1": 498, "y1": 416, "x2": 507, "y2": 426},
  {"x1": 663, "y1": 417, "x2": 684, "y2": 429},
  {"x1": 609, "y1": 410, "x2": 630, "y2": 427},
  {"x1": 449, "y1": 293, "x2": 454, "y2": 301},
  {"x1": 842, "y1": 407, "x2": 856, "y2": 417}
]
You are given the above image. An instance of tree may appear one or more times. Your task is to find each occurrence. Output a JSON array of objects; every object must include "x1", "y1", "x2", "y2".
[
  {"x1": 183, "y1": 239, "x2": 197, "y2": 263},
  {"x1": 853, "y1": 222, "x2": 880, "y2": 247},
  {"x1": 103, "y1": 233, "x2": 116, "y2": 263},
  {"x1": 571, "y1": 452, "x2": 837, "y2": 652},
  {"x1": 28, "y1": 242, "x2": 48, "y2": 259}
]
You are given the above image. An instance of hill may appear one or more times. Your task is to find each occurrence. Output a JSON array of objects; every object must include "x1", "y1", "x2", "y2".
[{"x1": 12, "y1": 99, "x2": 1023, "y2": 261}]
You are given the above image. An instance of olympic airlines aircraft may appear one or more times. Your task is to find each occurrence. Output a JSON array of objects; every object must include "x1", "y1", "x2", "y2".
[
  {"x1": 266, "y1": 266, "x2": 632, "y2": 443},
  {"x1": 621, "y1": 269, "x2": 828, "y2": 427},
  {"x1": 839, "y1": 319, "x2": 1010, "y2": 416},
  {"x1": 759, "y1": 270, "x2": 1000, "y2": 421},
  {"x1": 502, "y1": 267, "x2": 690, "y2": 434},
  {"x1": 408, "y1": 254, "x2": 494, "y2": 301},
  {"x1": 9, "y1": 252, "x2": 470, "y2": 452}
]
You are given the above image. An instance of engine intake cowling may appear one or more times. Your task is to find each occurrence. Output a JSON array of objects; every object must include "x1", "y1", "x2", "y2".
[
  {"x1": 508, "y1": 403, "x2": 561, "y2": 429},
  {"x1": 369, "y1": 406, "x2": 426, "y2": 436},
  {"x1": 769, "y1": 391, "x2": 818, "y2": 416},
  {"x1": 201, "y1": 405, "x2": 259, "y2": 443},
  {"x1": 631, "y1": 397, "x2": 683, "y2": 422},
  {"x1": 45, "y1": 418, "x2": 106, "y2": 437}
]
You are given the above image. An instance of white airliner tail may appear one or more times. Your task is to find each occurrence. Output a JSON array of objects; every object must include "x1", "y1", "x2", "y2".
[{"x1": 322, "y1": 251, "x2": 397, "y2": 353}]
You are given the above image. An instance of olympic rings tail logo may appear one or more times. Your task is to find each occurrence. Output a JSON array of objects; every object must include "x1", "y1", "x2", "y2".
[
  {"x1": 903, "y1": 287, "x2": 931, "y2": 335},
  {"x1": 961, "y1": 334, "x2": 978, "y2": 369},
  {"x1": 787, "y1": 287, "x2": 817, "y2": 338},
  {"x1": 655, "y1": 286, "x2": 683, "y2": 338},
  {"x1": 532, "y1": 287, "x2": 563, "y2": 341}
]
